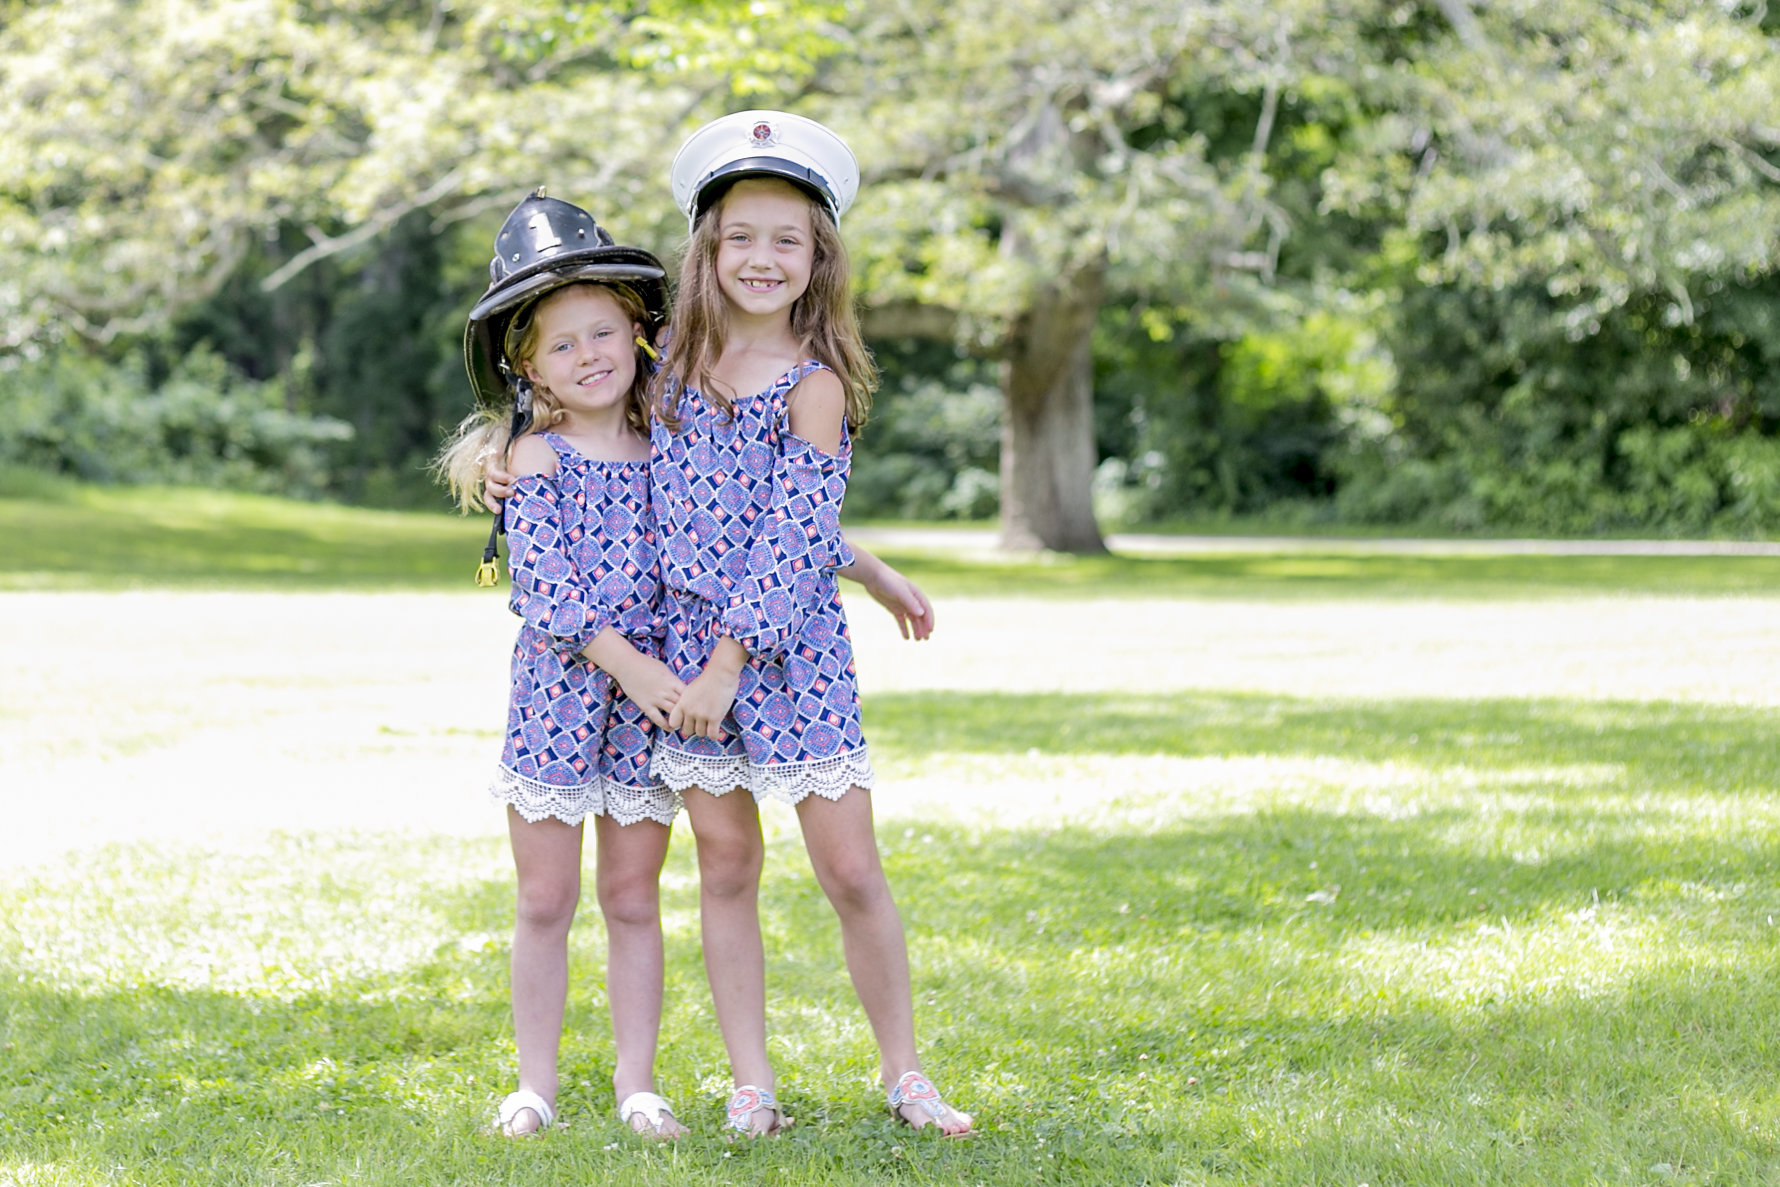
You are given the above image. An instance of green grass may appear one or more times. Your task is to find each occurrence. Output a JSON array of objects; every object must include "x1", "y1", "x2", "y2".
[
  {"x1": 0, "y1": 484, "x2": 491, "y2": 590},
  {"x1": 4, "y1": 482, "x2": 1780, "y2": 597},
  {"x1": 6, "y1": 482, "x2": 1780, "y2": 1183},
  {"x1": 6, "y1": 692, "x2": 1780, "y2": 1183}
]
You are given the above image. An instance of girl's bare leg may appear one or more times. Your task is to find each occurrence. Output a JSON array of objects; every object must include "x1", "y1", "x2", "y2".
[
  {"x1": 681, "y1": 784, "x2": 780, "y2": 1131},
  {"x1": 506, "y1": 807, "x2": 584, "y2": 1134},
  {"x1": 592, "y1": 813, "x2": 687, "y2": 1137},
  {"x1": 795, "y1": 787, "x2": 972, "y2": 1134}
]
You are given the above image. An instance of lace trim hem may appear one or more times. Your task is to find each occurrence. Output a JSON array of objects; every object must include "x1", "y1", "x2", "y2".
[
  {"x1": 652, "y1": 745, "x2": 874, "y2": 806},
  {"x1": 491, "y1": 766, "x2": 680, "y2": 827}
]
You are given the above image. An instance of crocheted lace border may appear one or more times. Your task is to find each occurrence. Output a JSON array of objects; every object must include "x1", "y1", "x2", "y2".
[
  {"x1": 491, "y1": 766, "x2": 681, "y2": 827},
  {"x1": 652, "y1": 745, "x2": 875, "y2": 806}
]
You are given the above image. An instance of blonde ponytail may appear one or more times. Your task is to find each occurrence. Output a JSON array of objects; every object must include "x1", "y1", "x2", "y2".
[{"x1": 432, "y1": 407, "x2": 514, "y2": 514}]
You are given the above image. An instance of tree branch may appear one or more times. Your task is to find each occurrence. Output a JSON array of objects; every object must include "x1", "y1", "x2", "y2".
[
  {"x1": 860, "y1": 300, "x2": 959, "y2": 340},
  {"x1": 260, "y1": 168, "x2": 465, "y2": 291},
  {"x1": 1430, "y1": 0, "x2": 1490, "y2": 52},
  {"x1": 1718, "y1": 136, "x2": 1780, "y2": 186}
]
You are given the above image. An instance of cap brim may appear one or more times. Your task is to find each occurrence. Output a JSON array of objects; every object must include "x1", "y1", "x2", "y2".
[{"x1": 691, "y1": 157, "x2": 840, "y2": 222}]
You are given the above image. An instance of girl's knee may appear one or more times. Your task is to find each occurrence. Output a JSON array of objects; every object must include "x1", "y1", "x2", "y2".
[
  {"x1": 596, "y1": 872, "x2": 661, "y2": 929},
  {"x1": 815, "y1": 849, "x2": 891, "y2": 913},
  {"x1": 696, "y1": 834, "x2": 764, "y2": 900},
  {"x1": 515, "y1": 875, "x2": 580, "y2": 929}
]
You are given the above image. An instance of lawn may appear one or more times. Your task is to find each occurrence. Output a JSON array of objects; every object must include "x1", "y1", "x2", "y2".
[{"x1": 3, "y1": 486, "x2": 1779, "y2": 1185}]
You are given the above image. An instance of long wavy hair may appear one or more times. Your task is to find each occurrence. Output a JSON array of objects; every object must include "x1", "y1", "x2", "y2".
[
  {"x1": 434, "y1": 281, "x2": 654, "y2": 512},
  {"x1": 656, "y1": 178, "x2": 876, "y2": 432}
]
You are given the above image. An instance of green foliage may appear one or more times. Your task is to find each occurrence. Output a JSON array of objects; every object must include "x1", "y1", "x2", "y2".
[
  {"x1": 850, "y1": 347, "x2": 1002, "y2": 521},
  {"x1": 7, "y1": 0, "x2": 1780, "y2": 535},
  {"x1": 1334, "y1": 275, "x2": 1780, "y2": 534},
  {"x1": 0, "y1": 347, "x2": 350, "y2": 497}
]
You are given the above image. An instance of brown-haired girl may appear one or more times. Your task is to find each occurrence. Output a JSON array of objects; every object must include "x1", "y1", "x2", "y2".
[{"x1": 651, "y1": 111, "x2": 974, "y2": 1138}]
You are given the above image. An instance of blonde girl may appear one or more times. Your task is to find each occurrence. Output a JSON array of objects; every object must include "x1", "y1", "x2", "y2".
[{"x1": 438, "y1": 191, "x2": 689, "y2": 1140}]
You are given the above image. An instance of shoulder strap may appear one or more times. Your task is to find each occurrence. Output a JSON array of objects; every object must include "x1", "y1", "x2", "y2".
[{"x1": 538, "y1": 431, "x2": 581, "y2": 465}]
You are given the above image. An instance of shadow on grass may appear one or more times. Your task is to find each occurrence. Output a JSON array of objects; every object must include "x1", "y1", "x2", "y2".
[
  {"x1": 6, "y1": 481, "x2": 1780, "y2": 597},
  {"x1": 0, "y1": 487, "x2": 490, "y2": 591},
  {"x1": 865, "y1": 689, "x2": 1780, "y2": 794}
]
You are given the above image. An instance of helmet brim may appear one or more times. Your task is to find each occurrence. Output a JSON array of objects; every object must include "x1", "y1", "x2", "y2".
[{"x1": 463, "y1": 260, "x2": 669, "y2": 410}]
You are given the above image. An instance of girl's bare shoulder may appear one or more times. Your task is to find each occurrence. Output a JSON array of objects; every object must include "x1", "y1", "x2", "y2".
[
  {"x1": 787, "y1": 366, "x2": 846, "y2": 453},
  {"x1": 508, "y1": 432, "x2": 559, "y2": 478}
]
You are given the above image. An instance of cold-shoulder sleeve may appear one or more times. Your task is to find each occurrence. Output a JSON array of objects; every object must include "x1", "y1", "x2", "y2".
[
  {"x1": 505, "y1": 472, "x2": 619, "y2": 662},
  {"x1": 720, "y1": 425, "x2": 855, "y2": 663}
]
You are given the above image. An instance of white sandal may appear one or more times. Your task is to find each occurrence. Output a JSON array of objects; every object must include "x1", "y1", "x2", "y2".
[
  {"x1": 495, "y1": 1088, "x2": 555, "y2": 1136},
  {"x1": 887, "y1": 1071, "x2": 975, "y2": 1136},
  {"x1": 724, "y1": 1084, "x2": 791, "y2": 1137},
  {"x1": 618, "y1": 1090, "x2": 685, "y2": 1140}
]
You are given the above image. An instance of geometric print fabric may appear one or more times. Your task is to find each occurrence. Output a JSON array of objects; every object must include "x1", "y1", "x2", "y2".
[
  {"x1": 650, "y1": 362, "x2": 874, "y2": 803},
  {"x1": 491, "y1": 434, "x2": 676, "y2": 826}
]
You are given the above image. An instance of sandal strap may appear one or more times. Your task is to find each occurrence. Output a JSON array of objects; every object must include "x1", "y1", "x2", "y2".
[
  {"x1": 496, "y1": 1088, "x2": 555, "y2": 1134},
  {"x1": 887, "y1": 1071, "x2": 948, "y2": 1121},
  {"x1": 618, "y1": 1090, "x2": 677, "y2": 1132},
  {"x1": 725, "y1": 1084, "x2": 779, "y2": 1133}
]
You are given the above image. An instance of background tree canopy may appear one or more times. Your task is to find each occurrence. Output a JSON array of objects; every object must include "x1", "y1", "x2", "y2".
[{"x1": 3, "y1": 0, "x2": 1779, "y2": 541}]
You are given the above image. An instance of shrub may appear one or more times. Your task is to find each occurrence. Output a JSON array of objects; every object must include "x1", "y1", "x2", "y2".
[{"x1": 0, "y1": 347, "x2": 352, "y2": 497}]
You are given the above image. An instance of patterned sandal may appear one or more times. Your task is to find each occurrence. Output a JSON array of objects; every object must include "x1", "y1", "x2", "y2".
[
  {"x1": 725, "y1": 1084, "x2": 792, "y2": 1137},
  {"x1": 495, "y1": 1088, "x2": 555, "y2": 1137},
  {"x1": 887, "y1": 1071, "x2": 975, "y2": 1137},
  {"x1": 618, "y1": 1090, "x2": 686, "y2": 1140}
]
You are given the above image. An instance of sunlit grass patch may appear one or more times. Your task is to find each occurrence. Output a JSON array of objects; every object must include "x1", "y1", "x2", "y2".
[{"x1": 6, "y1": 481, "x2": 1780, "y2": 598}]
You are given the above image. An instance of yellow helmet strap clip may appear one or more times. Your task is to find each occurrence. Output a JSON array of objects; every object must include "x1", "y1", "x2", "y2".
[{"x1": 476, "y1": 509, "x2": 504, "y2": 588}]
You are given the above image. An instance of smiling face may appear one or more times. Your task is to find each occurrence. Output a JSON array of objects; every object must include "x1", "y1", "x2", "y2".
[
  {"x1": 713, "y1": 178, "x2": 816, "y2": 321},
  {"x1": 518, "y1": 284, "x2": 640, "y2": 422}
]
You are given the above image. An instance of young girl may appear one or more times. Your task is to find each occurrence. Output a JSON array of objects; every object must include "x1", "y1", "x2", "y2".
[
  {"x1": 652, "y1": 110, "x2": 974, "y2": 1137},
  {"x1": 437, "y1": 191, "x2": 689, "y2": 1140}
]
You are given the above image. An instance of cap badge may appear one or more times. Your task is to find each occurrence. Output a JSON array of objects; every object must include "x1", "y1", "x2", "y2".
[
  {"x1": 528, "y1": 211, "x2": 561, "y2": 254},
  {"x1": 749, "y1": 120, "x2": 778, "y2": 147}
]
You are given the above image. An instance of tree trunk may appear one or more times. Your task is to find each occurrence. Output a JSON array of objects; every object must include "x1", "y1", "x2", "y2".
[{"x1": 998, "y1": 250, "x2": 1108, "y2": 553}]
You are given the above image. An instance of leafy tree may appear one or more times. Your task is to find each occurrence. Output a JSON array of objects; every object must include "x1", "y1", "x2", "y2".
[{"x1": 818, "y1": 0, "x2": 1297, "y2": 550}]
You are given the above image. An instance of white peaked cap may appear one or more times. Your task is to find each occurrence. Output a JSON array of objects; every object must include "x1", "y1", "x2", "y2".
[{"x1": 670, "y1": 110, "x2": 860, "y2": 227}]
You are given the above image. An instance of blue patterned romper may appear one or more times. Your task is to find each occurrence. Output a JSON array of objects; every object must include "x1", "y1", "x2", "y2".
[
  {"x1": 492, "y1": 432, "x2": 679, "y2": 827},
  {"x1": 649, "y1": 361, "x2": 875, "y2": 804}
]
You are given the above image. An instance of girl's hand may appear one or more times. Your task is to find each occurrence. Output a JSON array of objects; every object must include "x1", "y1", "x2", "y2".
[
  {"x1": 608, "y1": 654, "x2": 685, "y2": 731},
  {"x1": 839, "y1": 543, "x2": 936, "y2": 641},
  {"x1": 862, "y1": 564, "x2": 934, "y2": 641},
  {"x1": 583, "y1": 629, "x2": 684, "y2": 731},
  {"x1": 668, "y1": 638, "x2": 749, "y2": 740},
  {"x1": 483, "y1": 461, "x2": 519, "y2": 511}
]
